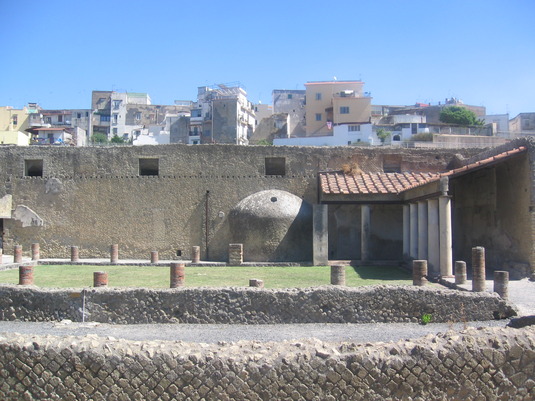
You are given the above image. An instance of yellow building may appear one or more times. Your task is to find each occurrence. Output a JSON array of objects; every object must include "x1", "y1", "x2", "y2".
[
  {"x1": 305, "y1": 81, "x2": 372, "y2": 136},
  {"x1": 0, "y1": 106, "x2": 31, "y2": 145}
]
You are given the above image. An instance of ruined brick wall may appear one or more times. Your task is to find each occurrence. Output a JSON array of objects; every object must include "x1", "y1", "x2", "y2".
[
  {"x1": 0, "y1": 285, "x2": 516, "y2": 324},
  {"x1": 0, "y1": 327, "x2": 533, "y2": 400},
  {"x1": 0, "y1": 144, "x2": 481, "y2": 261}
]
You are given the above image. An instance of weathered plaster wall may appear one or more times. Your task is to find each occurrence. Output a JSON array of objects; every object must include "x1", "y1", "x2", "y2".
[{"x1": 0, "y1": 327, "x2": 533, "y2": 400}]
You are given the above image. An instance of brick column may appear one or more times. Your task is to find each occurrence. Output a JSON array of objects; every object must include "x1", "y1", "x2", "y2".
[
  {"x1": 191, "y1": 246, "x2": 201, "y2": 263},
  {"x1": 19, "y1": 266, "x2": 34, "y2": 285},
  {"x1": 313, "y1": 204, "x2": 329, "y2": 266},
  {"x1": 330, "y1": 265, "x2": 346, "y2": 286},
  {"x1": 229, "y1": 243, "x2": 243, "y2": 265},
  {"x1": 249, "y1": 279, "x2": 264, "y2": 288},
  {"x1": 170, "y1": 262, "x2": 185, "y2": 288},
  {"x1": 93, "y1": 271, "x2": 108, "y2": 287},
  {"x1": 494, "y1": 271, "x2": 509, "y2": 299},
  {"x1": 31, "y1": 243, "x2": 40, "y2": 261},
  {"x1": 71, "y1": 246, "x2": 79, "y2": 262},
  {"x1": 14, "y1": 245, "x2": 22, "y2": 263},
  {"x1": 110, "y1": 244, "x2": 118, "y2": 263},
  {"x1": 412, "y1": 260, "x2": 428, "y2": 286},
  {"x1": 455, "y1": 261, "x2": 467, "y2": 284},
  {"x1": 150, "y1": 251, "x2": 159, "y2": 264},
  {"x1": 472, "y1": 246, "x2": 486, "y2": 292}
]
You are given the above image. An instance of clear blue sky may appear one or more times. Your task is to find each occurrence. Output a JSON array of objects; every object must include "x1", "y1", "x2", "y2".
[{"x1": 1, "y1": 0, "x2": 533, "y2": 116}]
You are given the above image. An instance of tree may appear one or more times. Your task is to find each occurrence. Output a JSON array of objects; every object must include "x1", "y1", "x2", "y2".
[
  {"x1": 91, "y1": 133, "x2": 108, "y2": 144},
  {"x1": 376, "y1": 128, "x2": 391, "y2": 144},
  {"x1": 439, "y1": 106, "x2": 483, "y2": 126},
  {"x1": 110, "y1": 134, "x2": 125, "y2": 144}
]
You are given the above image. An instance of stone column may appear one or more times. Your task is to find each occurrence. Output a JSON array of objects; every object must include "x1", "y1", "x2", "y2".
[
  {"x1": 249, "y1": 279, "x2": 264, "y2": 288},
  {"x1": 71, "y1": 246, "x2": 80, "y2": 262},
  {"x1": 409, "y1": 203, "x2": 418, "y2": 259},
  {"x1": 439, "y1": 196, "x2": 453, "y2": 276},
  {"x1": 455, "y1": 261, "x2": 467, "y2": 284},
  {"x1": 330, "y1": 265, "x2": 346, "y2": 286},
  {"x1": 494, "y1": 271, "x2": 509, "y2": 299},
  {"x1": 313, "y1": 204, "x2": 329, "y2": 266},
  {"x1": 170, "y1": 262, "x2": 185, "y2": 288},
  {"x1": 417, "y1": 201, "x2": 428, "y2": 261},
  {"x1": 472, "y1": 246, "x2": 486, "y2": 292},
  {"x1": 110, "y1": 244, "x2": 119, "y2": 264},
  {"x1": 150, "y1": 251, "x2": 159, "y2": 264},
  {"x1": 427, "y1": 199, "x2": 440, "y2": 277},
  {"x1": 14, "y1": 245, "x2": 22, "y2": 264},
  {"x1": 402, "y1": 204, "x2": 410, "y2": 258},
  {"x1": 412, "y1": 260, "x2": 428, "y2": 286},
  {"x1": 93, "y1": 271, "x2": 108, "y2": 287},
  {"x1": 361, "y1": 205, "x2": 371, "y2": 262},
  {"x1": 229, "y1": 243, "x2": 243, "y2": 265},
  {"x1": 191, "y1": 246, "x2": 201, "y2": 263},
  {"x1": 19, "y1": 266, "x2": 34, "y2": 286},
  {"x1": 31, "y1": 243, "x2": 40, "y2": 261}
]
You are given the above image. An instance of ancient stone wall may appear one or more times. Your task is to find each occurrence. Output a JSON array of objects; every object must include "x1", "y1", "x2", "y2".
[
  {"x1": 0, "y1": 285, "x2": 516, "y2": 324},
  {"x1": 0, "y1": 327, "x2": 533, "y2": 400}
]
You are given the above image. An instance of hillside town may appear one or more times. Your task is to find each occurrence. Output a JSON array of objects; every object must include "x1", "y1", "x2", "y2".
[{"x1": 1, "y1": 80, "x2": 532, "y2": 148}]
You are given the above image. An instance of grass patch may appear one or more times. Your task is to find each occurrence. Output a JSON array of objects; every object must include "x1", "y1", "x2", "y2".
[{"x1": 0, "y1": 265, "x2": 412, "y2": 289}]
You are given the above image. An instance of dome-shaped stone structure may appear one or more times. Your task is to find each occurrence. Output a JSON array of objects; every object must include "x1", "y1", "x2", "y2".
[{"x1": 228, "y1": 190, "x2": 312, "y2": 262}]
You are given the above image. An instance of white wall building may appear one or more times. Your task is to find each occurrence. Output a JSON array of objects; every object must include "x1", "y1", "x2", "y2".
[{"x1": 274, "y1": 123, "x2": 375, "y2": 146}]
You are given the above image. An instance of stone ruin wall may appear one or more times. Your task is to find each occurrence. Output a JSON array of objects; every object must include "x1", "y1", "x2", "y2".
[
  {"x1": 0, "y1": 327, "x2": 533, "y2": 400},
  {"x1": 0, "y1": 285, "x2": 516, "y2": 324},
  {"x1": 0, "y1": 144, "x2": 481, "y2": 261}
]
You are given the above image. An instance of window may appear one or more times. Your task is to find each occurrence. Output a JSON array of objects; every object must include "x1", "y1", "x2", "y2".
[
  {"x1": 12, "y1": 115, "x2": 17, "y2": 126},
  {"x1": 113, "y1": 114, "x2": 118, "y2": 124},
  {"x1": 315, "y1": 93, "x2": 322, "y2": 100},
  {"x1": 191, "y1": 109, "x2": 202, "y2": 118},
  {"x1": 340, "y1": 106, "x2": 350, "y2": 114},
  {"x1": 100, "y1": 115, "x2": 110, "y2": 122},
  {"x1": 287, "y1": 94, "x2": 293, "y2": 99},
  {"x1": 77, "y1": 113, "x2": 82, "y2": 119},
  {"x1": 135, "y1": 112, "x2": 142, "y2": 121},
  {"x1": 265, "y1": 157, "x2": 286, "y2": 176},
  {"x1": 45, "y1": 117, "x2": 52, "y2": 124},
  {"x1": 112, "y1": 128, "x2": 118, "y2": 135},
  {"x1": 58, "y1": 115, "x2": 63, "y2": 123},
  {"x1": 25, "y1": 159, "x2": 43, "y2": 177},
  {"x1": 113, "y1": 100, "x2": 121, "y2": 110},
  {"x1": 315, "y1": 113, "x2": 322, "y2": 121},
  {"x1": 348, "y1": 125, "x2": 360, "y2": 132},
  {"x1": 139, "y1": 158, "x2": 159, "y2": 176}
]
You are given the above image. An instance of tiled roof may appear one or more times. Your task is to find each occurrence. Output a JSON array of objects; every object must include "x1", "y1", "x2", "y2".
[{"x1": 320, "y1": 146, "x2": 527, "y2": 195}]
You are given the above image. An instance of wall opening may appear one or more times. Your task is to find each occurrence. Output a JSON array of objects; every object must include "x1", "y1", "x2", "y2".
[
  {"x1": 25, "y1": 159, "x2": 43, "y2": 177},
  {"x1": 265, "y1": 157, "x2": 286, "y2": 176},
  {"x1": 139, "y1": 158, "x2": 159, "y2": 176}
]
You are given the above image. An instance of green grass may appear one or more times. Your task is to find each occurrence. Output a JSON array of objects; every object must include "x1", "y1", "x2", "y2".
[{"x1": 0, "y1": 265, "x2": 412, "y2": 289}]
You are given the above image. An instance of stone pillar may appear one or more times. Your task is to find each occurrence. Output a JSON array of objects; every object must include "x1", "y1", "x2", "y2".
[
  {"x1": 403, "y1": 204, "x2": 410, "y2": 258},
  {"x1": 494, "y1": 271, "x2": 509, "y2": 299},
  {"x1": 439, "y1": 196, "x2": 453, "y2": 276},
  {"x1": 31, "y1": 243, "x2": 40, "y2": 261},
  {"x1": 361, "y1": 205, "x2": 371, "y2": 262},
  {"x1": 93, "y1": 271, "x2": 108, "y2": 287},
  {"x1": 409, "y1": 203, "x2": 418, "y2": 259},
  {"x1": 412, "y1": 260, "x2": 428, "y2": 286},
  {"x1": 71, "y1": 246, "x2": 80, "y2": 262},
  {"x1": 313, "y1": 204, "x2": 329, "y2": 266},
  {"x1": 191, "y1": 246, "x2": 201, "y2": 263},
  {"x1": 170, "y1": 262, "x2": 185, "y2": 288},
  {"x1": 330, "y1": 265, "x2": 346, "y2": 286},
  {"x1": 229, "y1": 243, "x2": 243, "y2": 265},
  {"x1": 14, "y1": 245, "x2": 22, "y2": 264},
  {"x1": 427, "y1": 199, "x2": 440, "y2": 277},
  {"x1": 110, "y1": 244, "x2": 119, "y2": 263},
  {"x1": 150, "y1": 251, "x2": 159, "y2": 264},
  {"x1": 19, "y1": 265, "x2": 34, "y2": 285},
  {"x1": 472, "y1": 246, "x2": 486, "y2": 292},
  {"x1": 249, "y1": 279, "x2": 264, "y2": 288},
  {"x1": 417, "y1": 201, "x2": 428, "y2": 261},
  {"x1": 454, "y1": 261, "x2": 467, "y2": 284}
]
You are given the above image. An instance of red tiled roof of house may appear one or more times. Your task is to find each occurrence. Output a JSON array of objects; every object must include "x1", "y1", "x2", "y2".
[{"x1": 320, "y1": 146, "x2": 527, "y2": 195}]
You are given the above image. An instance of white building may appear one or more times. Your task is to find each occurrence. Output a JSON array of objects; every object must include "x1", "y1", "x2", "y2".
[{"x1": 274, "y1": 123, "x2": 375, "y2": 146}]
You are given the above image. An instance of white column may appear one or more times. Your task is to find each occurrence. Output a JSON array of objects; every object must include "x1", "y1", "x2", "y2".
[
  {"x1": 409, "y1": 203, "x2": 418, "y2": 259},
  {"x1": 403, "y1": 204, "x2": 410, "y2": 258},
  {"x1": 417, "y1": 201, "x2": 428, "y2": 260},
  {"x1": 361, "y1": 205, "x2": 371, "y2": 262},
  {"x1": 427, "y1": 199, "x2": 440, "y2": 276},
  {"x1": 439, "y1": 195, "x2": 453, "y2": 276}
]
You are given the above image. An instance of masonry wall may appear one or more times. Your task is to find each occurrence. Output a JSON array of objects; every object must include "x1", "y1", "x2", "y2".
[
  {"x1": 1, "y1": 327, "x2": 533, "y2": 400},
  {"x1": 0, "y1": 285, "x2": 516, "y2": 324},
  {"x1": 0, "y1": 144, "x2": 483, "y2": 261}
]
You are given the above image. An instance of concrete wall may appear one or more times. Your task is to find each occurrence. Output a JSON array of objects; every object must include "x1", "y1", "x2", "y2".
[{"x1": 1, "y1": 327, "x2": 533, "y2": 400}]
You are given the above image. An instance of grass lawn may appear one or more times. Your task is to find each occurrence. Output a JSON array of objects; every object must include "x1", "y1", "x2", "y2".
[{"x1": 0, "y1": 265, "x2": 412, "y2": 289}]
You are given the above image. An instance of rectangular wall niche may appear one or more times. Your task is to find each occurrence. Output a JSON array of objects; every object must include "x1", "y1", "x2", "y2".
[
  {"x1": 139, "y1": 158, "x2": 159, "y2": 176},
  {"x1": 24, "y1": 159, "x2": 43, "y2": 177},
  {"x1": 265, "y1": 157, "x2": 286, "y2": 176}
]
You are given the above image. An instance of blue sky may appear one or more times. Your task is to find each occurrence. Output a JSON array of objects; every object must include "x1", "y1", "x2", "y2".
[{"x1": 1, "y1": 0, "x2": 533, "y2": 116}]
